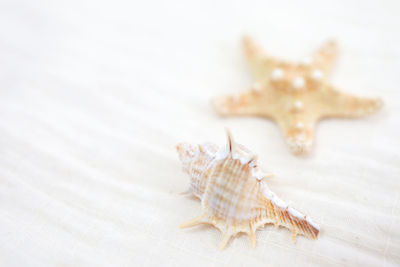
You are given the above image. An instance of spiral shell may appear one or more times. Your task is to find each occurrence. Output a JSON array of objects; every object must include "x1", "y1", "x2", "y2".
[{"x1": 176, "y1": 131, "x2": 319, "y2": 250}]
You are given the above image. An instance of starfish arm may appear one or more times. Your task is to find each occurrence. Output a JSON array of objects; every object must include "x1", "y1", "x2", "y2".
[
  {"x1": 277, "y1": 117, "x2": 317, "y2": 154},
  {"x1": 312, "y1": 40, "x2": 338, "y2": 76},
  {"x1": 318, "y1": 86, "x2": 383, "y2": 118},
  {"x1": 242, "y1": 36, "x2": 280, "y2": 81},
  {"x1": 212, "y1": 87, "x2": 275, "y2": 118}
]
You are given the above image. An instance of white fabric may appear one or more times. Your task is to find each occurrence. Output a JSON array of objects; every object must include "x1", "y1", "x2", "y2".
[{"x1": 0, "y1": 0, "x2": 399, "y2": 266}]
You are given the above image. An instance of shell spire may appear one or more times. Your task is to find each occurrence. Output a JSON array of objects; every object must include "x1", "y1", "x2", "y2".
[{"x1": 176, "y1": 131, "x2": 319, "y2": 250}]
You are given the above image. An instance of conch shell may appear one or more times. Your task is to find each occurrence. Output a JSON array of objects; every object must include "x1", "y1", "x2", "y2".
[{"x1": 176, "y1": 131, "x2": 319, "y2": 250}]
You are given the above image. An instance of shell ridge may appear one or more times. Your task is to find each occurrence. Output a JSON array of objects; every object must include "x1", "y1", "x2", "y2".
[{"x1": 257, "y1": 179, "x2": 319, "y2": 239}]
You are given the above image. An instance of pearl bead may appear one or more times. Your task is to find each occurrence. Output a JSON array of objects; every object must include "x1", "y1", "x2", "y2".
[
  {"x1": 292, "y1": 77, "x2": 305, "y2": 89},
  {"x1": 295, "y1": 122, "x2": 304, "y2": 129},
  {"x1": 301, "y1": 57, "x2": 313, "y2": 65},
  {"x1": 311, "y1": 69, "x2": 324, "y2": 80},
  {"x1": 293, "y1": 100, "x2": 303, "y2": 110},
  {"x1": 271, "y1": 68, "x2": 284, "y2": 80}
]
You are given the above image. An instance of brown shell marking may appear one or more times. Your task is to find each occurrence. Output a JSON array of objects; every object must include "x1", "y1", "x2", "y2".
[{"x1": 177, "y1": 131, "x2": 319, "y2": 250}]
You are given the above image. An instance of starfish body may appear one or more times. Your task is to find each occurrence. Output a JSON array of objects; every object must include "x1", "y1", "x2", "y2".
[{"x1": 213, "y1": 36, "x2": 383, "y2": 154}]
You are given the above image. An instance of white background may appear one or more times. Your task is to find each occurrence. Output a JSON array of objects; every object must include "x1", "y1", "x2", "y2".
[{"x1": 0, "y1": 0, "x2": 399, "y2": 266}]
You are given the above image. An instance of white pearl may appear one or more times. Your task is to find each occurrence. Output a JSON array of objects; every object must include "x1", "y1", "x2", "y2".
[
  {"x1": 301, "y1": 57, "x2": 312, "y2": 65},
  {"x1": 295, "y1": 122, "x2": 304, "y2": 129},
  {"x1": 293, "y1": 100, "x2": 303, "y2": 110},
  {"x1": 292, "y1": 77, "x2": 305, "y2": 89},
  {"x1": 271, "y1": 68, "x2": 284, "y2": 80},
  {"x1": 311, "y1": 69, "x2": 324, "y2": 80}
]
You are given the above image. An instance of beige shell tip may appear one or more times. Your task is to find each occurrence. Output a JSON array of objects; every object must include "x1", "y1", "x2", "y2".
[
  {"x1": 249, "y1": 232, "x2": 256, "y2": 248},
  {"x1": 219, "y1": 234, "x2": 232, "y2": 250},
  {"x1": 179, "y1": 214, "x2": 206, "y2": 229}
]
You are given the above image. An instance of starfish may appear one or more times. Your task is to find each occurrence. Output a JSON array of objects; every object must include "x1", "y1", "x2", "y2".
[{"x1": 212, "y1": 36, "x2": 383, "y2": 154}]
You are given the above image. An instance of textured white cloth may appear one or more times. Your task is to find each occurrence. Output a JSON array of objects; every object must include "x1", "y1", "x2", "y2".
[{"x1": 0, "y1": 0, "x2": 399, "y2": 266}]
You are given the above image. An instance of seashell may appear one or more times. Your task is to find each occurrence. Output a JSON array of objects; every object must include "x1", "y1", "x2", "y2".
[{"x1": 176, "y1": 131, "x2": 319, "y2": 250}]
